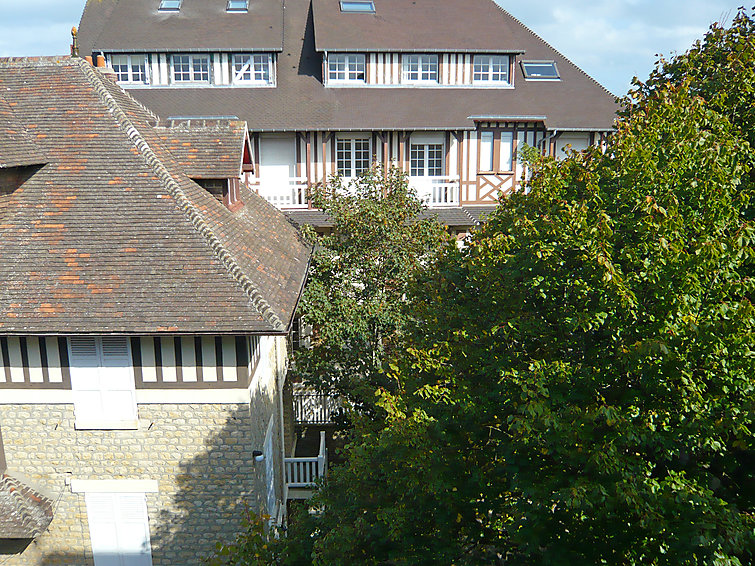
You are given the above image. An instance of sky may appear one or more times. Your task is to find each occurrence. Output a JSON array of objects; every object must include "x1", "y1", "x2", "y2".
[{"x1": 0, "y1": 0, "x2": 742, "y2": 96}]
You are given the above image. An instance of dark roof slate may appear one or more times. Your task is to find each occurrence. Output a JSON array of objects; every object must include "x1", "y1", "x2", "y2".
[
  {"x1": 0, "y1": 57, "x2": 310, "y2": 335},
  {"x1": 155, "y1": 120, "x2": 249, "y2": 179},
  {"x1": 0, "y1": 474, "x2": 54, "y2": 539},
  {"x1": 78, "y1": 0, "x2": 618, "y2": 132},
  {"x1": 81, "y1": 0, "x2": 284, "y2": 53},
  {"x1": 313, "y1": 0, "x2": 528, "y2": 53}
]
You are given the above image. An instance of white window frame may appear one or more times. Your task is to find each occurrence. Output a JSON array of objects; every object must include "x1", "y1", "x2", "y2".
[
  {"x1": 69, "y1": 336, "x2": 138, "y2": 430},
  {"x1": 402, "y1": 54, "x2": 438, "y2": 84},
  {"x1": 327, "y1": 53, "x2": 366, "y2": 84},
  {"x1": 473, "y1": 55, "x2": 510, "y2": 85},
  {"x1": 232, "y1": 53, "x2": 274, "y2": 85},
  {"x1": 410, "y1": 143, "x2": 444, "y2": 177},
  {"x1": 110, "y1": 54, "x2": 149, "y2": 85},
  {"x1": 479, "y1": 131, "x2": 495, "y2": 172},
  {"x1": 84, "y1": 491, "x2": 154, "y2": 566},
  {"x1": 336, "y1": 135, "x2": 371, "y2": 179},
  {"x1": 170, "y1": 54, "x2": 211, "y2": 84}
]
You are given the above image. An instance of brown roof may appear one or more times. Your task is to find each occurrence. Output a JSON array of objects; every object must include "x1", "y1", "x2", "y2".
[
  {"x1": 0, "y1": 57, "x2": 310, "y2": 335},
  {"x1": 0, "y1": 474, "x2": 54, "y2": 539},
  {"x1": 313, "y1": 0, "x2": 527, "y2": 53},
  {"x1": 0, "y1": 96, "x2": 47, "y2": 169},
  {"x1": 79, "y1": 0, "x2": 617, "y2": 131},
  {"x1": 81, "y1": 0, "x2": 284, "y2": 53},
  {"x1": 155, "y1": 120, "x2": 250, "y2": 179}
]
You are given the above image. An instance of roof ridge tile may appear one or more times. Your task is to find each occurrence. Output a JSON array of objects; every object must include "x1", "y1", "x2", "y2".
[{"x1": 77, "y1": 59, "x2": 286, "y2": 332}]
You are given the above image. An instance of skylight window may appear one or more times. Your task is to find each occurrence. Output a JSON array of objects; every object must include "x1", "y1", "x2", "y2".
[
  {"x1": 340, "y1": 1, "x2": 376, "y2": 13},
  {"x1": 521, "y1": 61, "x2": 560, "y2": 80},
  {"x1": 158, "y1": 0, "x2": 182, "y2": 11},
  {"x1": 227, "y1": 0, "x2": 249, "y2": 11}
]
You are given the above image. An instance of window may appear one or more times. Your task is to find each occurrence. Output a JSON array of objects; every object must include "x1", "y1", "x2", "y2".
[
  {"x1": 521, "y1": 60, "x2": 560, "y2": 80},
  {"x1": 110, "y1": 54, "x2": 149, "y2": 84},
  {"x1": 410, "y1": 143, "x2": 443, "y2": 177},
  {"x1": 328, "y1": 54, "x2": 366, "y2": 83},
  {"x1": 402, "y1": 54, "x2": 438, "y2": 83},
  {"x1": 473, "y1": 55, "x2": 509, "y2": 84},
  {"x1": 340, "y1": 1, "x2": 375, "y2": 13},
  {"x1": 171, "y1": 54, "x2": 210, "y2": 83},
  {"x1": 85, "y1": 492, "x2": 153, "y2": 566},
  {"x1": 69, "y1": 336, "x2": 137, "y2": 430},
  {"x1": 227, "y1": 0, "x2": 248, "y2": 11},
  {"x1": 336, "y1": 137, "x2": 371, "y2": 178},
  {"x1": 479, "y1": 131, "x2": 515, "y2": 172},
  {"x1": 158, "y1": 0, "x2": 181, "y2": 10},
  {"x1": 232, "y1": 54, "x2": 272, "y2": 84}
]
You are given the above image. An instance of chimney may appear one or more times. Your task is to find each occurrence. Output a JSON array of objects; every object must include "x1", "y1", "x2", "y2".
[
  {"x1": 96, "y1": 54, "x2": 106, "y2": 67},
  {"x1": 70, "y1": 27, "x2": 79, "y2": 57}
]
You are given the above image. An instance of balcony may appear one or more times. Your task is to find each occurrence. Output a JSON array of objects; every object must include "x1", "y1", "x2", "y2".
[
  {"x1": 410, "y1": 175, "x2": 460, "y2": 207},
  {"x1": 257, "y1": 177, "x2": 308, "y2": 209},
  {"x1": 284, "y1": 429, "x2": 328, "y2": 499}
]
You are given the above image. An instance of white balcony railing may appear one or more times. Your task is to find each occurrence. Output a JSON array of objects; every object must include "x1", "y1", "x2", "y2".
[
  {"x1": 294, "y1": 389, "x2": 340, "y2": 425},
  {"x1": 410, "y1": 176, "x2": 460, "y2": 207},
  {"x1": 257, "y1": 177, "x2": 308, "y2": 209},
  {"x1": 285, "y1": 430, "x2": 328, "y2": 490}
]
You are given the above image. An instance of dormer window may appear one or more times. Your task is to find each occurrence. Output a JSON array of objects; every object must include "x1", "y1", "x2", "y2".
[
  {"x1": 328, "y1": 54, "x2": 365, "y2": 84},
  {"x1": 110, "y1": 54, "x2": 149, "y2": 84},
  {"x1": 473, "y1": 55, "x2": 510, "y2": 85},
  {"x1": 232, "y1": 54, "x2": 273, "y2": 85},
  {"x1": 227, "y1": 0, "x2": 249, "y2": 11},
  {"x1": 402, "y1": 54, "x2": 438, "y2": 84},
  {"x1": 171, "y1": 54, "x2": 210, "y2": 83},
  {"x1": 340, "y1": 1, "x2": 375, "y2": 13},
  {"x1": 158, "y1": 0, "x2": 182, "y2": 11},
  {"x1": 521, "y1": 60, "x2": 560, "y2": 80}
]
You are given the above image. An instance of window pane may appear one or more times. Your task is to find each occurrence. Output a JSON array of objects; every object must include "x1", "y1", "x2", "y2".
[
  {"x1": 233, "y1": 54, "x2": 252, "y2": 81},
  {"x1": 522, "y1": 61, "x2": 560, "y2": 79},
  {"x1": 410, "y1": 145, "x2": 424, "y2": 176},
  {"x1": 479, "y1": 132, "x2": 494, "y2": 171},
  {"x1": 340, "y1": 1, "x2": 375, "y2": 12},
  {"x1": 354, "y1": 139, "x2": 370, "y2": 175},
  {"x1": 172, "y1": 55, "x2": 191, "y2": 81},
  {"x1": 253, "y1": 54, "x2": 269, "y2": 82},
  {"x1": 111, "y1": 55, "x2": 130, "y2": 82},
  {"x1": 336, "y1": 138, "x2": 352, "y2": 176},
  {"x1": 427, "y1": 144, "x2": 443, "y2": 176},
  {"x1": 192, "y1": 56, "x2": 210, "y2": 82}
]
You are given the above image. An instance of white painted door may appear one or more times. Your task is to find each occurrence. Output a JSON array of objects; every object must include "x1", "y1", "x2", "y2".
[
  {"x1": 258, "y1": 135, "x2": 298, "y2": 207},
  {"x1": 85, "y1": 492, "x2": 153, "y2": 566}
]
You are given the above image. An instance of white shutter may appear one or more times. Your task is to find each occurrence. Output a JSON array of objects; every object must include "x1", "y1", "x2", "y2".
[
  {"x1": 70, "y1": 337, "x2": 137, "y2": 429},
  {"x1": 85, "y1": 492, "x2": 153, "y2": 566},
  {"x1": 500, "y1": 132, "x2": 514, "y2": 172},
  {"x1": 264, "y1": 417, "x2": 277, "y2": 518}
]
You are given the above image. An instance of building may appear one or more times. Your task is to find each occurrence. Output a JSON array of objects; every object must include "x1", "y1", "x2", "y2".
[
  {"x1": 0, "y1": 56, "x2": 310, "y2": 565},
  {"x1": 76, "y1": 0, "x2": 618, "y2": 233}
]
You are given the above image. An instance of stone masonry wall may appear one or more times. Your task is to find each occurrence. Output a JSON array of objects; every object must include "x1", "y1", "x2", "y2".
[{"x1": 0, "y1": 402, "x2": 276, "y2": 566}]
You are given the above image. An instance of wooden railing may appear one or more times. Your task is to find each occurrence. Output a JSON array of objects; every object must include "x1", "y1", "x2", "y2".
[
  {"x1": 410, "y1": 176, "x2": 460, "y2": 207},
  {"x1": 285, "y1": 430, "x2": 328, "y2": 489},
  {"x1": 258, "y1": 177, "x2": 308, "y2": 209},
  {"x1": 294, "y1": 390, "x2": 340, "y2": 425}
]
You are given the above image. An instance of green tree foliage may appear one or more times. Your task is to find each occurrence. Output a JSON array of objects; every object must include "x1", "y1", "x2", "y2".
[{"x1": 294, "y1": 167, "x2": 448, "y2": 412}]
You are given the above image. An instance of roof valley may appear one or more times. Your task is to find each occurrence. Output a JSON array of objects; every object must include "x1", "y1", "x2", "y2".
[{"x1": 78, "y1": 60, "x2": 286, "y2": 332}]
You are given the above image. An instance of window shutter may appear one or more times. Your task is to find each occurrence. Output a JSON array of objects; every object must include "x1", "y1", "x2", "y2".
[
  {"x1": 479, "y1": 132, "x2": 494, "y2": 171},
  {"x1": 70, "y1": 337, "x2": 103, "y2": 425},
  {"x1": 100, "y1": 337, "x2": 137, "y2": 423},
  {"x1": 500, "y1": 132, "x2": 514, "y2": 172},
  {"x1": 85, "y1": 492, "x2": 153, "y2": 566}
]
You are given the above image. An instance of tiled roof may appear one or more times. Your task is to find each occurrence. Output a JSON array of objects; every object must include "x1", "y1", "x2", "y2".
[
  {"x1": 78, "y1": 0, "x2": 618, "y2": 132},
  {"x1": 0, "y1": 57, "x2": 310, "y2": 335},
  {"x1": 286, "y1": 205, "x2": 497, "y2": 229},
  {"x1": 0, "y1": 96, "x2": 47, "y2": 169},
  {"x1": 155, "y1": 120, "x2": 249, "y2": 179},
  {"x1": 81, "y1": 0, "x2": 284, "y2": 53},
  {"x1": 0, "y1": 474, "x2": 54, "y2": 539}
]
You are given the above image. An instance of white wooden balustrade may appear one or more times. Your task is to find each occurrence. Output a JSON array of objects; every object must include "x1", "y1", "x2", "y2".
[
  {"x1": 285, "y1": 430, "x2": 328, "y2": 490},
  {"x1": 257, "y1": 177, "x2": 308, "y2": 209},
  {"x1": 410, "y1": 176, "x2": 460, "y2": 207}
]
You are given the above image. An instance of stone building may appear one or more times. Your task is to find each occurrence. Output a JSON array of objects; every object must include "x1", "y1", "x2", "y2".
[{"x1": 0, "y1": 56, "x2": 310, "y2": 565}]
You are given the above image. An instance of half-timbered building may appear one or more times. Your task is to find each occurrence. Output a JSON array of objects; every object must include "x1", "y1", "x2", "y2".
[
  {"x1": 76, "y1": 0, "x2": 618, "y2": 232},
  {"x1": 0, "y1": 56, "x2": 310, "y2": 565}
]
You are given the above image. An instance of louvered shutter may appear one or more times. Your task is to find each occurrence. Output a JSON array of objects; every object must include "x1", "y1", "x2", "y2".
[
  {"x1": 85, "y1": 492, "x2": 153, "y2": 566},
  {"x1": 85, "y1": 493, "x2": 122, "y2": 566},
  {"x1": 70, "y1": 337, "x2": 104, "y2": 426},
  {"x1": 100, "y1": 337, "x2": 137, "y2": 423}
]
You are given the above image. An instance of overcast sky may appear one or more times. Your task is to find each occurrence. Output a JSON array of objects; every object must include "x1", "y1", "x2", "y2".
[{"x1": 0, "y1": 0, "x2": 741, "y2": 96}]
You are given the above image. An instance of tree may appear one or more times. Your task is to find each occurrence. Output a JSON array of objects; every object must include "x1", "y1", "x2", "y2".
[{"x1": 293, "y1": 167, "x2": 449, "y2": 414}]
